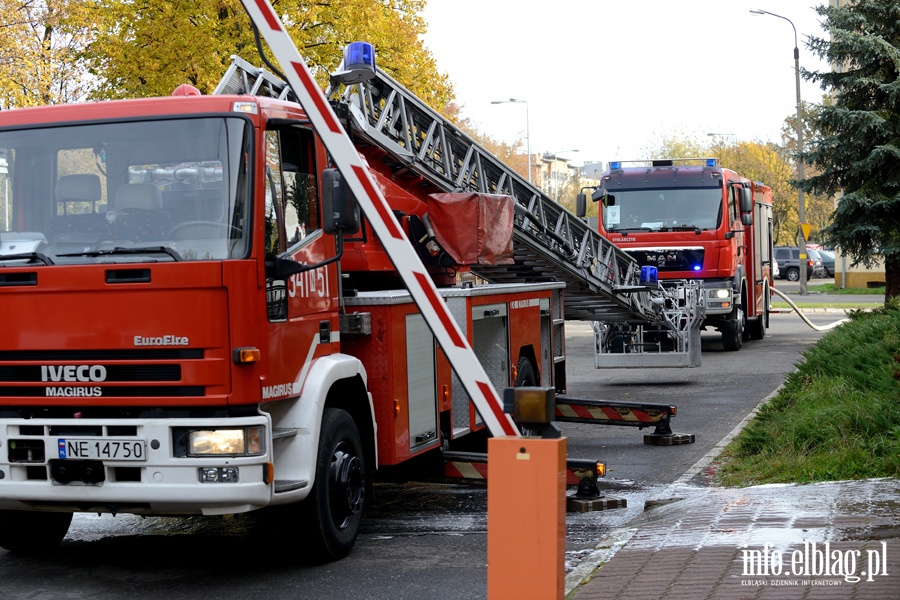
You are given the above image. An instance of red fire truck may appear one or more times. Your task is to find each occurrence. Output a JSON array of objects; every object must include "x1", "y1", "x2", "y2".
[
  {"x1": 0, "y1": 47, "x2": 576, "y2": 560},
  {"x1": 580, "y1": 159, "x2": 774, "y2": 351}
]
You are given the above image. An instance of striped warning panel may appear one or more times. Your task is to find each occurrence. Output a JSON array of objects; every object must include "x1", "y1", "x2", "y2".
[
  {"x1": 555, "y1": 402, "x2": 667, "y2": 424},
  {"x1": 444, "y1": 460, "x2": 489, "y2": 481}
]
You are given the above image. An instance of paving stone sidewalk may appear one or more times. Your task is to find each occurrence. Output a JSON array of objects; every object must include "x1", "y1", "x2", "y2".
[{"x1": 570, "y1": 478, "x2": 899, "y2": 599}]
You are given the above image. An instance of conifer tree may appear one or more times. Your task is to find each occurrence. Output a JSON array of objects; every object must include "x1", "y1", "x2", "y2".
[{"x1": 801, "y1": 0, "x2": 900, "y2": 299}]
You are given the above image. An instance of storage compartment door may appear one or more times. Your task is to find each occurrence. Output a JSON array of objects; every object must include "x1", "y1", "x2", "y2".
[{"x1": 406, "y1": 313, "x2": 438, "y2": 450}]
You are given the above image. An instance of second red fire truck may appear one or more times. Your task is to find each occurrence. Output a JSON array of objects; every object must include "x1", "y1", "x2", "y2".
[{"x1": 579, "y1": 159, "x2": 774, "y2": 351}]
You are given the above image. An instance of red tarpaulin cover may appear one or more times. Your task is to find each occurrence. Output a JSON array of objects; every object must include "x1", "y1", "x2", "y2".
[{"x1": 426, "y1": 193, "x2": 515, "y2": 265}]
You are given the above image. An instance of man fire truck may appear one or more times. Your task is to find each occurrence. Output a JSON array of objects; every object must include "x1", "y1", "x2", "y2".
[{"x1": 578, "y1": 159, "x2": 774, "y2": 351}]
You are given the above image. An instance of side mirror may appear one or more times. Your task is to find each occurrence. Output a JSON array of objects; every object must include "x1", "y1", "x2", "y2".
[
  {"x1": 576, "y1": 193, "x2": 587, "y2": 218},
  {"x1": 321, "y1": 168, "x2": 359, "y2": 235},
  {"x1": 591, "y1": 189, "x2": 614, "y2": 207},
  {"x1": 739, "y1": 187, "x2": 753, "y2": 214},
  {"x1": 741, "y1": 213, "x2": 753, "y2": 226}
]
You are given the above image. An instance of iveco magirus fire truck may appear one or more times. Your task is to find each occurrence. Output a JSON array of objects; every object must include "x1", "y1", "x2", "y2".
[
  {"x1": 580, "y1": 159, "x2": 774, "y2": 351},
  {"x1": 0, "y1": 17, "x2": 702, "y2": 557},
  {"x1": 0, "y1": 43, "x2": 575, "y2": 560}
]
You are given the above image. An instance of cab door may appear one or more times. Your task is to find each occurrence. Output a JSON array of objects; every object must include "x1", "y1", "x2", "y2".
[{"x1": 262, "y1": 124, "x2": 339, "y2": 391}]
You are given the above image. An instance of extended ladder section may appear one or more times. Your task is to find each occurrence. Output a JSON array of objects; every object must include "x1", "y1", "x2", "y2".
[{"x1": 215, "y1": 55, "x2": 703, "y2": 367}]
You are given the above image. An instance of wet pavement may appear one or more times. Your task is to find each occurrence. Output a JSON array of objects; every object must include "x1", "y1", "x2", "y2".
[{"x1": 568, "y1": 478, "x2": 900, "y2": 599}]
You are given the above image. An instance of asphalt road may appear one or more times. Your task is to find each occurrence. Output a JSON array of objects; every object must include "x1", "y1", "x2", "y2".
[{"x1": 0, "y1": 309, "x2": 855, "y2": 600}]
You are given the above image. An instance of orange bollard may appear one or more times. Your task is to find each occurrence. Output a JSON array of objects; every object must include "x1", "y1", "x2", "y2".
[{"x1": 487, "y1": 436, "x2": 566, "y2": 600}]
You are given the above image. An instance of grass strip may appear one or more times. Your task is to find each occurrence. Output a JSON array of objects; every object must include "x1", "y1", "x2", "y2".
[{"x1": 716, "y1": 299, "x2": 900, "y2": 486}]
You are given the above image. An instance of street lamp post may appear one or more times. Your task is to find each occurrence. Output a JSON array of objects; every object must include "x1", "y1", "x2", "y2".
[
  {"x1": 750, "y1": 8, "x2": 807, "y2": 294},
  {"x1": 491, "y1": 98, "x2": 531, "y2": 183}
]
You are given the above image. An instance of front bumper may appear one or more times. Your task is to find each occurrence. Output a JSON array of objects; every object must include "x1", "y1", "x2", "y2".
[{"x1": 0, "y1": 414, "x2": 275, "y2": 515}]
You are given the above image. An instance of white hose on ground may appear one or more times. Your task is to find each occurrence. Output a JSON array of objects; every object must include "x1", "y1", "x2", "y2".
[{"x1": 771, "y1": 286, "x2": 851, "y2": 331}]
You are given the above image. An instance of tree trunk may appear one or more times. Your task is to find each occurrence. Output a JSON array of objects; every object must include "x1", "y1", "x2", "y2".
[{"x1": 885, "y1": 256, "x2": 900, "y2": 304}]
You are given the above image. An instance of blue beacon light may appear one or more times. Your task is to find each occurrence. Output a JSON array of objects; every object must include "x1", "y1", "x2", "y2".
[{"x1": 344, "y1": 42, "x2": 375, "y2": 70}]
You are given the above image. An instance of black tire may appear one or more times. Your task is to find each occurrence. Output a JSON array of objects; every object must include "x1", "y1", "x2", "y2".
[
  {"x1": 0, "y1": 510, "x2": 72, "y2": 554},
  {"x1": 514, "y1": 356, "x2": 537, "y2": 387},
  {"x1": 786, "y1": 267, "x2": 800, "y2": 282},
  {"x1": 301, "y1": 408, "x2": 366, "y2": 562},
  {"x1": 722, "y1": 304, "x2": 744, "y2": 351}
]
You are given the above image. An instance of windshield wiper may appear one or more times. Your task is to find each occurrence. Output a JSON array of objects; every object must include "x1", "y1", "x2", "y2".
[
  {"x1": 0, "y1": 252, "x2": 55, "y2": 266},
  {"x1": 664, "y1": 225, "x2": 704, "y2": 233},
  {"x1": 613, "y1": 226, "x2": 655, "y2": 233},
  {"x1": 56, "y1": 246, "x2": 183, "y2": 261}
]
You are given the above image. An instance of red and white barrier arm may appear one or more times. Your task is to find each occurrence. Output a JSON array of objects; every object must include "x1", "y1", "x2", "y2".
[{"x1": 239, "y1": 0, "x2": 519, "y2": 438}]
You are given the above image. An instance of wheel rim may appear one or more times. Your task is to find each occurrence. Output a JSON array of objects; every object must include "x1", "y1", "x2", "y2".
[{"x1": 328, "y1": 443, "x2": 364, "y2": 530}]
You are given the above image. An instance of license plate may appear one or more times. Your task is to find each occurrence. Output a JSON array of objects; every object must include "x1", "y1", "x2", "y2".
[{"x1": 57, "y1": 438, "x2": 146, "y2": 461}]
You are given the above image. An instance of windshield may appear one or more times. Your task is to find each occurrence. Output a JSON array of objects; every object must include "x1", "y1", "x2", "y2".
[
  {"x1": 0, "y1": 117, "x2": 251, "y2": 265},
  {"x1": 601, "y1": 187, "x2": 723, "y2": 233}
]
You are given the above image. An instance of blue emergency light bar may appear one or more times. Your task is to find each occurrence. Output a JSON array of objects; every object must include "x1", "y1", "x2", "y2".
[{"x1": 608, "y1": 159, "x2": 717, "y2": 170}]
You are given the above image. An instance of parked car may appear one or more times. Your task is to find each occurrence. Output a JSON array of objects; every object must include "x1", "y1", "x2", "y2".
[
  {"x1": 816, "y1": 248, "x2": 836, "y2": 277},
  {"x1": 772, "y1": 258, "x2": 780, "y2": 280},
  {"x1": 774, "y1": 246, "x2": 814, "y2": 281},
  {"x1": 806, "y1": 247, "x2": 828, "y2": 278}
]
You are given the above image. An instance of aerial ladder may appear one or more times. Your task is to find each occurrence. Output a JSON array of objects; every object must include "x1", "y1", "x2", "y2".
[
  {"x1": 215, "y1": 54, "x2": 703, "y2": 369},
  {"x1": 322, "y1": 60, "x2": 703, "y2": 368}
]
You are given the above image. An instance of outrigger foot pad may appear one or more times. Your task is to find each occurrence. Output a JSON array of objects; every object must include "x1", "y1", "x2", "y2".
[
  {"x1": 567, "y1": 495, "x2": 627, "y2": 513},
  {"x1": 644, "y1": 432, "x2": 695, "y2": 446}
]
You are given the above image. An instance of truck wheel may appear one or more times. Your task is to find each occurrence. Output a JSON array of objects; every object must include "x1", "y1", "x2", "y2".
[
  {"x1": 722, "y1": 305, "x2": 744, "y2": 351},
  {"x1": 0, "y1": 510, "x2": 72, "y2": 554},
  {"x1": 786, "y1": 267, "x2": 800, "y2": 282},
  {"x1": 514, "y1": 356, "x2": 537, "y2": 387},
  {"x1": 302, "y1": 408, "x2": 366, "y2": 562}
]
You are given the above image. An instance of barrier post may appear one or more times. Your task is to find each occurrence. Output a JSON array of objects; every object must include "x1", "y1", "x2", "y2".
[{"x1": 487, "y1": 436, "x2": 566, "y2": 600}]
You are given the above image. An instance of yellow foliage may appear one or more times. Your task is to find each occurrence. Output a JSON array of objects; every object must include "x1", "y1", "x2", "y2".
[
  {"x1": 0, "y1": 0, "x2": 95, "y2": 107},
  {"x1": 84, "y1": 0, "x2": 453, "y2": 111},
  {"x1": 0, "y1": 1, "x2": 452, "y2": 111}
]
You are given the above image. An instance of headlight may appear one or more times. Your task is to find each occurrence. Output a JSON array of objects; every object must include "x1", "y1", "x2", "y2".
[
  {"x1": 187, "y1": 427, "x2": 264, "y2": 456},
  {"x1": 709, "y1": 288, "x2": 731, "y2": 299}
]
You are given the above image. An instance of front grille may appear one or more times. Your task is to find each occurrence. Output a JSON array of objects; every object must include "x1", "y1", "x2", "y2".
[
  {"x1": 0, "y1": 365, "x2": 181, "y2": 382},
  {"x1": 626, "y1": 248, "x2": 705, "y2": 273}
]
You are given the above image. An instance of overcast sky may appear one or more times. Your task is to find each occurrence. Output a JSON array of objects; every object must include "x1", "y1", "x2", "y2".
[{"x1": 421, "y1": 0, "x2": 832, "y2": 166}]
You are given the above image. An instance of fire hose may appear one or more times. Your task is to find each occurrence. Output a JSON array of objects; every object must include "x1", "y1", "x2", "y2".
[{"x1": 771, "y1": 286, "x2": 851, "y2": 331}]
